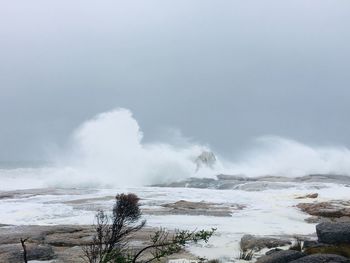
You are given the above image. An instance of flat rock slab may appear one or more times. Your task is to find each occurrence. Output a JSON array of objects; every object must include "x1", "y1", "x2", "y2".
[
  {"x1": 316, "y1": 222, "x2": 350, "y2": 244},
  {"x1": 290, "y1": 254, "x2": 350, "y2": 263},
  {"x1": 0, "y1": 225, "x2": 93, "y2": 245},
  {"x1": 256, "y1": 250, "x2": 306, "y2": 263},
  {"x1": 145, "y1": 200, "x2": 245, "y2": 217},
  {"x1": 0, "y1": 188, "x2": 97, "y2": 200},
  {"x1": 233, "y1": 182, "x2": 296, "y2": 191},
  {"x1": 0, "y1": 243, "x2": 55, "y2": 263},
  {"x1": 295, "y1": 193, "x2": 319, "y2": 199},
  {"x1": 304, "y1": 216, "x2": 350, "y2": 224},
  {"x1": 304, "y1": 242, "x2": 350, "y2": 258},
  {"x1": 152, "y1": 174, "x2": 350, "y2": 190},
  {"x1": 0, "y1": 225, "x2": 100, "y2": 263},
  {"x1": 297, "y1": 201, "x2": 350, "y2": 218},
  {"x1": 162, "y1": 200, "x2": 245, "y2": 216},
  {"x1": 0, "y1": 225, "x2": 192, "y2": 263}
]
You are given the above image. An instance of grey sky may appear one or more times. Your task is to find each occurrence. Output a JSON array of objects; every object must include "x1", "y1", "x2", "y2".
[{"x1": 1, "y1": 0, "x2": 350, "y2": 163}]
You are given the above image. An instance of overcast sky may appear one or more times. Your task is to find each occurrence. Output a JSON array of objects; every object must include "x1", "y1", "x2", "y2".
[{"x1": 1, "y1": 0, "x2": 350, "y2": 163}]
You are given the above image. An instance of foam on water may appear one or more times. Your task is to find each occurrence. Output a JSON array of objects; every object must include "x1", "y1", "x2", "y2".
[{"x1": 0, "y1": 184, "x2": 349, "y2": 258}]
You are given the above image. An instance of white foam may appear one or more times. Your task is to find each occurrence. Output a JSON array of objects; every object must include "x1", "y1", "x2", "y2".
[{"x1": 1, "y1": 184, "x2": 349, "y2": 258}]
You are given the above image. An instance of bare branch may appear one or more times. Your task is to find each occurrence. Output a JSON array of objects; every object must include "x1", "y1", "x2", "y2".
[{"x1": 20, "y1": 238, "x2": 29, "y2": 263}]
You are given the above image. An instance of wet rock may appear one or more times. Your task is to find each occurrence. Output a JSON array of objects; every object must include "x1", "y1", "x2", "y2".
[
  {"x1": 297, "y1": 174, "x2": 350, "y2": 184},
  {"x1": 216, "y1": 174, "x2": 249, "y2": 181},
  {"x1": 45, "y1": 229, "x2": 93, "y2": 247},
  {"x1": 305, "y1": 216, "x2": 350, "y2": 224},
  {"x1": 297, "y1": 201, "x2": 350, "y2": 218},
  {"x1": 0, "y1": 243, "x2": 55, "y2": 263},
  {"x1": 316, "y1": 222, "x2": 350, "y2": 244},
  {"x1": 302, "y1": 240, "x2": 319, "y2": 249},
  {"x1": 265, "y1": 248, "x2": 283, "y2": 255},
  {"x1": 0, "y1": 225, "x2": 174, "y2": 263},
  {"x1": 152, "y1": 178, "x2": 219, "y2": 189},
  {"x1": 240, "y1": 234, "x2": 291, "y2": 251},
  {"x1": 146, "y1": 200, "x2": 245, "y2": 217},
  {"x1": 0, "y1": 225, "x2": 93, "y2": 245},
  {"x1": 51, "y1": 246, "x2": 85, "y2": 263},
  {"x1": 303, "y1": 242, "x2": 350, "y2": 258},
  {"x1": 26, "y1": 244, "x2": 55, "y2": 261},
  {"x1": 290, "y1": 254, "x2": 350, "y2": 263},
  {"x1": 152, "y1": 174, "x2": 350, "y2": 190},
  {"x1": 0, "y1": 188, "x2": 97, "y2": 200},
  {"x1": 195, "y1": 151, "x2": 216, "y2": 171},
  {"x1": 256, "y1": 250, "x2": 305, "y2": 263},
  {"x1": 296, "y1": 193, "x2": 318, "y2": 199},
  {"x1": 234, "y1": 182, "x2": 295, "y2": 191}
]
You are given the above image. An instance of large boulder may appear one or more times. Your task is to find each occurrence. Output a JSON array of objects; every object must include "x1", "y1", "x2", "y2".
[
  {"x1": 316, "y1": 222, "x2": 350, "y2": 244},
  {"x1": 290, "y1": 254, "x2": 350, "y2": 263},
  {"x1": 256, "y1": 250, "x2": 306, "y2": 263},
  {"x1": 240, "y1": 234, "x2": 291, "y2": 251}
]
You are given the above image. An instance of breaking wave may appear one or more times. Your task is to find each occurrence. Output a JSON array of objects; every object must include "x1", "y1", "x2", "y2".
[
  {"x1": 1, "y1": 108, "x2": 350, "y2": 190},
  {"x1": 50, "y1": 108, "x2": 216, "y2": 187}
]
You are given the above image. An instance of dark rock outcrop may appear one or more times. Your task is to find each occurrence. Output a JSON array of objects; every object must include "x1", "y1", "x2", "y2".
[
  {"x1": 195, "y1": 151, "x2": 216, "y2": 171},
  {"x1": 316, "y1": 222, "x2": 350, "y2": 244},
  {"x1": 290, "y1": 254, "x2": 350, "y2": 263}
]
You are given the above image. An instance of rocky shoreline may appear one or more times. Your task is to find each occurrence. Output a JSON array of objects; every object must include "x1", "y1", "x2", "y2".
[
  {"x1": 2, "y1": 222, "x2": 349, "y2": 262},
  {"x1": 1, "y1": 174, "x2": 350, "y2": 262},
  {"x1": 0, "y1": 225, "x2": 196, "y2": 263},
  {"x1": 253, "y1": 222, "x2": 350, "y2": 262},
  {"x1": 152, "y1": 174, "x2": 350, "y2": 190}
]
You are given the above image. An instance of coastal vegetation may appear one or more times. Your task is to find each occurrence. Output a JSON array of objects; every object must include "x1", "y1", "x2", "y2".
[{"x1": 82, "y1": 193, "x2": 215, "y2": 263}]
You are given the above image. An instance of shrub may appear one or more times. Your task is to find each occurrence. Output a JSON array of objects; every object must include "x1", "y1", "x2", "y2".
[{"x1": 83, "y1": 193, "x2": 215, "y2": 263}]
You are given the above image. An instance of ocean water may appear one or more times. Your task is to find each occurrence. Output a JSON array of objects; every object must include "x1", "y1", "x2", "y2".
[{"x1": 0, "y1": 175, "x2": 349, "y2": 259}]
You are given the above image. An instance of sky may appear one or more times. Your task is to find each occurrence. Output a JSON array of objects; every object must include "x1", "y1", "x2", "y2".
[{"x1": 0, "y1": 0, "x2": 350, "y2": 163}]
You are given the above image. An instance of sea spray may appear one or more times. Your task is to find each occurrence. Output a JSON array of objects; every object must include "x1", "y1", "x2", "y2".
[
  {"x1": 221, "y1": 136, "x2": 350, "y2": 177},
  {"x1": 1, "y1": 108, "x2": 350, "y2": 190},
  {"x1": 51, "y1": 108, "x2": 216, "y2": 187}
]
